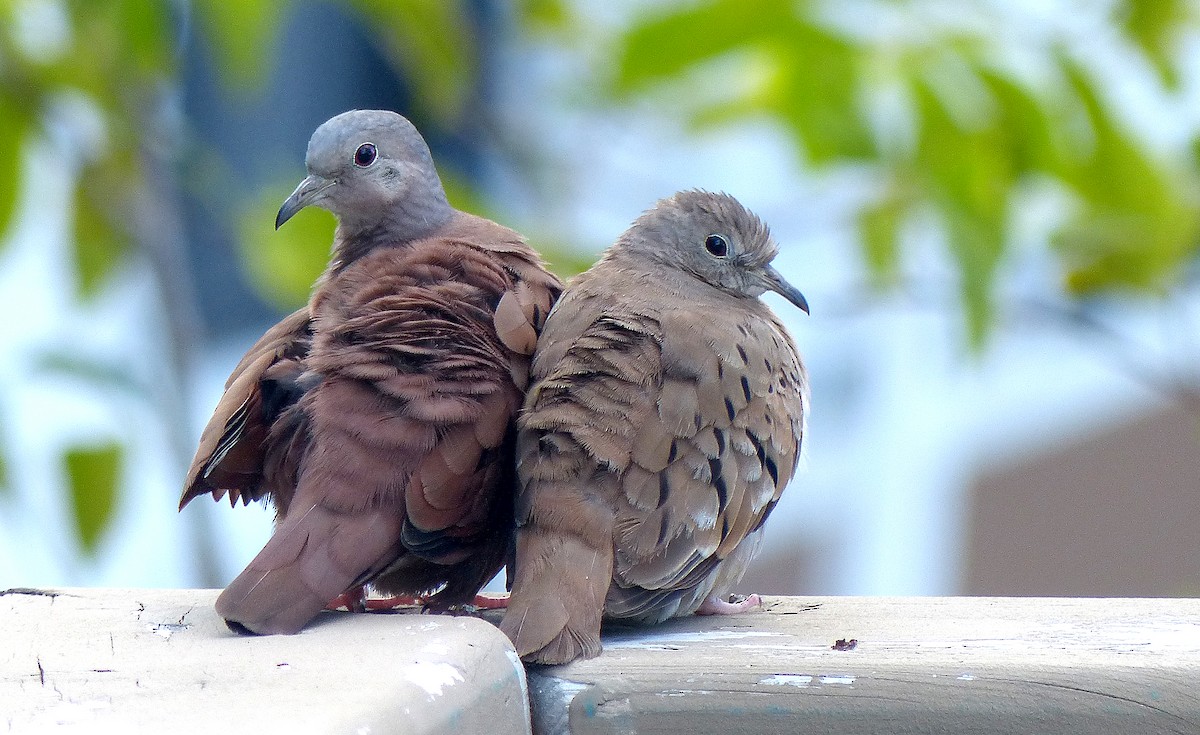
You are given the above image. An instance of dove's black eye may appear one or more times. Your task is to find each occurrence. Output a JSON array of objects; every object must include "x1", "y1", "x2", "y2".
[
  {"x1": 354, "y1": 143, "x2": 377, "y2": 167},
  {"x1": 704, "y1": 234, "x2": 729, "y2": 257}
]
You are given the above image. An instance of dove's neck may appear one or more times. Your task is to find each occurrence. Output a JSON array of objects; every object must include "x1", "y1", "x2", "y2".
[{"x1": 332, "y1": 194, "x2": 455, "y2": 267}]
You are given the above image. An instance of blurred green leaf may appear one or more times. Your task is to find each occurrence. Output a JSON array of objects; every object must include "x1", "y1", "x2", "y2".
[
  {"x1": 912, "y1": 73, "x2": 1009, "y2": 346},
  {"x1": 442, "y1": 167, "x2": 595, "y2": 280},
  {"x1": 770, "y1": 22, "x2": 872, "y2": 163},
  {"x1": 945, "y1": 209, "x2": 1003, "y2": 349},
  {"x1": 0, "y1": 95, "x2": 28, "y2": 241},
  {"x1": 0, "y1": 407, "x2": 9, "y2": 497},
  {"x1": 531, "y1": 238, "x2": 597, "y2": 281},
  {"x1": 617, "y1": 0, "x2": 870, "y2": 162},
  {"x1": 977, "y1": 69, "x2": 1060, "y2": 175},
  {"x1": 615, "y1": 0, "x2": 792, "y2": 92},
  {"x1": 517, "y1": 0, "x2": 571, "y2": 31},
  {"x1": 238, "y1": 181, "x2": 334, "y2": 310},
  {"x1": 859, "y1": 182, "x2": 906, "y2": 287},
  {"x1": 117, "y1": 0, "x2": 172, "y2": 75},
  {"x1": 35, "y1": 351, "x2": 149, "y2": 399},
  {"x1": 1118, "y1": 0, "x2": 1188, "y2": 89},
  {"x1": 72, "y1": 184, "x2": 129, "y2": 298},
  {"x1": 192, "y1": 0, "x2": 283, "y2": 89},
  {"x1": 440, "y1": 166, "x2": 493, "y2": 222},
  {"x1": 352, "y1": 0, "x2": 475, "y2": 124},
  {"x1": 64, "y1": 441, "x2": 122, "y2": 555},
  {"x1": 1052, "y1": 59, "x2": 1199, "y2": 294}
]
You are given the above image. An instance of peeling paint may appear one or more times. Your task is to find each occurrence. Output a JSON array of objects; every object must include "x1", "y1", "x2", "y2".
[
  {"x1": 148, "y1": 622, "x2": 190, "y2": 640},
  {"x1": 607, "y1": 629, "x2": 786, "y2": 649},
  {"x1": 405, "y1": 662, "x2": 463, "y2": 699},
  {"x1": 759, "y1": 674, "x2": 856, "y2": 687},
  {"x1": 759, "y1": 674, "x2": 813, "y2": 687},
  {"x1": 820, "y1": 675, "x2": 855, "y2": 685}
]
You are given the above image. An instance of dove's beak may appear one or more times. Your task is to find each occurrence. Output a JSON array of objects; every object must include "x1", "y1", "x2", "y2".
[
  {"x1": 276, "y1": 174, "x2": 335, "y2": 230},
  {"x1": 762, "y1": 266, "x2": 809, "y2": 315}
]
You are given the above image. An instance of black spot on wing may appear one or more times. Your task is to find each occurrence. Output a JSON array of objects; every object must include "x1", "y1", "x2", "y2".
[
  {"x1": 764, "y1": 455, "x2": 779, "y2": 488},
  {"x1": 740, "y1": 375, "x2": 751, "y2": 402},
  {"x1": 709, "y1": 457, "x2": 728, "y2": 512},
  {"x1": 749, "y1": 498, "x2": 779, "y2": 534}
]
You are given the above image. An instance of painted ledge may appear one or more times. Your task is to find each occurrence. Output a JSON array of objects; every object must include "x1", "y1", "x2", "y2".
[
  {"x1": 0, "y1": 587, "x2": 529, "y2": 735},
  {"x1": 4, "y1": 591, "x2": 1199, "y2": 735},
  {"x1": 528, "y1": 596, "x2": 1200, "y2": 735}
]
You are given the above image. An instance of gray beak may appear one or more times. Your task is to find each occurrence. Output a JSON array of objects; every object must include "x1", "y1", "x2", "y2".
[
  {"x1": 763, "y1": 266, "x2": 810, "y2": 315},
  {"x1": 275, "y1": 174, "x2": 334, "y2": 230}
]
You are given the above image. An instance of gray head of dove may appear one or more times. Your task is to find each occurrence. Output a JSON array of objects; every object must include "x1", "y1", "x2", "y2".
[
  {"x1": 616, "y1": 190, "x2": 809, "y2": 314},
  {"x1": 275, "y1": 109, "x2": 453, "y2": 243}
]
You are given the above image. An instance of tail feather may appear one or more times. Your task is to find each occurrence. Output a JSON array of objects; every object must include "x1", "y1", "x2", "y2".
[
  {"x1": 500, "y1": 530, "x2": 611, "y2": 664},
  {"x1": 216, "y1": 503, "x2": 403, "y2": 635}
]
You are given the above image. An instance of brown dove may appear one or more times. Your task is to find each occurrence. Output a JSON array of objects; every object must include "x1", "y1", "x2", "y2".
[
  {"x1": 179, "y1": 109, "x2": 562, "y2": 635},
  {"x1": 500, "y1": 190, "x2": 808, "y2": 665}
]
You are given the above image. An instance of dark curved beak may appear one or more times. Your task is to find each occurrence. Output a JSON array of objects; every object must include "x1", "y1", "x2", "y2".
[
  {"x1": 275, "y1": 174, "x2": 334, "y2": 230},
  {"x1": 763, "y1": 266, "x2": 809, "y2": 315}
]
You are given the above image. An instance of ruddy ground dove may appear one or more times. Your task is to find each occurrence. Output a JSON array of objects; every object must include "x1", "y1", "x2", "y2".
[
  {"x1": 500, "y1": 190, "x2": 808, "y2": 665},
  {"x1": 180, "y1": 109, "x2": 562, "y2": 635}
]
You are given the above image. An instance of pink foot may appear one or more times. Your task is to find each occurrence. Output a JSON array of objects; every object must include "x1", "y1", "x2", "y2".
[
  {"x1": 364, "y1": 595, "x2": 425, "y2": 611},
  {"x1": 326, "y1": 586, "x2": 367, "y2": 612},
  {"x1": 424, "y1": 592, "x2": 510, "y2": 615},
  {"x1": 695, "y1": 593, "x2": 763, "y2": 616},
  {"x1": 328, "y1": 591, "x2": 510, "y2": 613},
  {"x1": 468, "y1": 593, "x2": 509, "y2": 610}
]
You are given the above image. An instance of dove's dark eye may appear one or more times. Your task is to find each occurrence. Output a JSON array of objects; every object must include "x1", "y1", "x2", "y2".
[
  {"x1": 354, "y1": 143, "x2": 377, "y2": 167},
  {"x1": 704, "y1": 234, "x2": 729, "y2": 257}
]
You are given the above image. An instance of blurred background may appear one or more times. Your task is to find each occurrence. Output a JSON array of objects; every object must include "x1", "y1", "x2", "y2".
[{"x1": 0, "y1": 0, "x2": 1197, "y2": 598}]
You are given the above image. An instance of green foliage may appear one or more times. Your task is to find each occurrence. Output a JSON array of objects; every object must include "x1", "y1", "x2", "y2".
[
  {"x1": 1119, "y1": 0, "x2": 1193, "y2": 89},
  {"x1": 0, "y1": 94, "x2": 30, "y2": 243},
  {"x1": 604, "y1": 0, "x2": 1200, "y2": 345},
  {"x1": 64, "y1": 442, "x2": 122, "y2": 555},
  {"x1": 192, "y1": 0, "x2": 284, "y2": 90},
  {"x1": 440, "y1": 167, "x2": 593, "y2": 280},
  {"x1": 73, "y1": 178, "x2": 131, "y2": 298},
  {"x1": 1052, "y1": 60, "x2": 1199, "y2": 296},
  {"x1": 616, "y1": 0, "x2": 872, "y2": 162},
  {"x1": 350, "y1": 0, "x2": 477, "y2": 124},
  {"x1": 238, "y1": 182, "x2": 336, "y2": 311},
  {"x1": 517, "y1": 0, "x2": 571, "y2": 31}
]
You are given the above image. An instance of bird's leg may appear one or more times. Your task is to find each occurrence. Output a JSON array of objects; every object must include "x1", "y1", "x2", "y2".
[
  {"x1": 326, "y1": 585, "x2": 369, "y2": 613},
  {"x1": 467, "y1": 592, "x2": 509, "y2": 610},
  {"x1": 421, "y1": 592, "x2": 510, "y2": 615},
  {"x1": 363, "y1": 595, "x2": 425, "y2": 611},
  {"x1": 695, "y1": 592, "x2": 763, "y2": 616}
]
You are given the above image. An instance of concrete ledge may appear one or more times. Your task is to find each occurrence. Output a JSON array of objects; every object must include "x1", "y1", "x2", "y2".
[
  {"x1": 529, "y1": 596, "x2": 1200, "y2": 735},
  {"x1": 6, "y1": 591, "x2": 1198, "y2": 734},
  {"x1": 0, "y1": 587, "x2": 529, "y2": 734}
]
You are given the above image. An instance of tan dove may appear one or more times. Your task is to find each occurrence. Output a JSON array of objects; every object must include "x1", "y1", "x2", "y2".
[
  {"x1": 500, "y1": 190, "x2": 808, "y2": 665},
  {"x1": 180, "y1": 110, "x2": 562, "y2": 635}
]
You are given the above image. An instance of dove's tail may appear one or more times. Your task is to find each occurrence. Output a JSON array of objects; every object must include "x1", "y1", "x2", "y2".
[
  {"x1": 500, "y1": 528, "x2": 612, "y2": 665},
  {"x1": 216, "y1": 502, "x2": 403, "y2": 635}
]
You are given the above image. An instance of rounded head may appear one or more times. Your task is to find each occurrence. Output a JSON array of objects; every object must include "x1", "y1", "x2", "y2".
[
  {"x1": 276, "y1": 109, "x2": 451, "y2": 237},
  {"x1": 615, "y1": 190, "x2": 809, "y2": 313}
]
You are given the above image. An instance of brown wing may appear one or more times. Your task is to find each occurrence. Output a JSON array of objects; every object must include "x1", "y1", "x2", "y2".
[
  {"x1": 605, "y1": 306, "x2": 805, "y2": 621},
  {"x1": 216, "y1": 232, "x2": 561, "y2": 633},
  {"x1": 502, "y1": 296, "x2": 661, "y2": 664},
  {"x1": 502, "y1": 271, "x2": 805, "y2": 663},
  {"x1": 179, "y1": 307, "x2": 313, "y2": 511}
]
